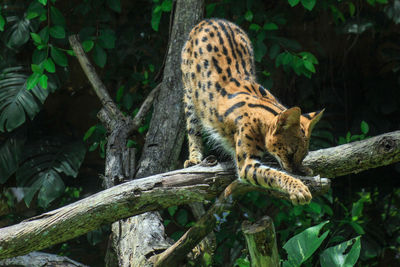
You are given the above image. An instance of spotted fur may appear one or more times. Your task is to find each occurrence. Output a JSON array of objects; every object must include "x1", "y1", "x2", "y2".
[{"x1": 181, "y1": 19, "x2": 324, "y2": 205}]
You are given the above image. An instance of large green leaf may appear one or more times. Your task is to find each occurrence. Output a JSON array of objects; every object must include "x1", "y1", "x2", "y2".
[
  {"x1": 3, "y1": 16, "x2": 32, "y2": 48},
  {"x1": 283, "y1": 221, "x2": 330, "y2": 267},
  {"x1": 16, "y1": 138, "x2": 86, "y2": 208},
  {"x1": 0, "y1": 131, "x2": 26, "y2": 183},
  {"x1": 320, "y1": 236, "x2": 361, "y2": 267},
  {"x1": 0, "y1": 67, "x2": 54, "y2": 132}
]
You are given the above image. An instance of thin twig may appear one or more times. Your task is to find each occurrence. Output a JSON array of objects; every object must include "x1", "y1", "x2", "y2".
[
  {"x1": 69, "y1": 35, "x2": 121, "y2": 120},
  {"x1": 131, "y1": 84, "x2": 161, "y2": 131}
]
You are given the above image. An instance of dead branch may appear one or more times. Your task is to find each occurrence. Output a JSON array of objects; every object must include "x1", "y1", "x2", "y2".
[
  {"x1": 0, "y1": 130, "x2": 399, "y2": 260},
  {"x1": 0, "y1": 252, "x2": 88, "y2": 267}
]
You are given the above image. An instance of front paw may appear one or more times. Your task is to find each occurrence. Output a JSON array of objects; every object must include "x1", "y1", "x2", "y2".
[
  {"x1": 288, "y1": 181, "x2": 312, "y2": 205},
  {"x1": 184, "y1": 159, "x2": 201, "y2": 168}
]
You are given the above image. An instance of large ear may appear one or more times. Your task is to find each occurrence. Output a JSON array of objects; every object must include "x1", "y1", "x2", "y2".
[
  {"x1": 275, "y1": 107, "x2": 301, "y2": 134},
  {"x1": 301, "y1": 109, "x2": 324, "y2": 137}
]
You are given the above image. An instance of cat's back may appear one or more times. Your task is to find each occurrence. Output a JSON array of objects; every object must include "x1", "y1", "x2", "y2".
[{"x1": 181, "y1": 18, "x2": 256, "y2": 84}]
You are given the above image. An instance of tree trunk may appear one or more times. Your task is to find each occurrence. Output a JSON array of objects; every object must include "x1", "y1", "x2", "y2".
[
  {"x1": 106, "y1": 0, "x2": 204, "y2": 266},
  {"x1": 242, "y1": 216, "x2": 279, "y2": 267}
]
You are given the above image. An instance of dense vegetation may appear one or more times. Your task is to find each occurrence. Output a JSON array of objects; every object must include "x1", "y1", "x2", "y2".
[{"x1": 0, "y1": 0, "x2": 399, "y2": 266}]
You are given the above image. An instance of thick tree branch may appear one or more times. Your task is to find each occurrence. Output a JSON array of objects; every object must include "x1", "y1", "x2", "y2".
[
  {"x1": 0, "y1": 163, "x2": 326, "y2": 260},
  {"x1": 305, "y1": 130, "x2": 400, "y2": 178},
  {"x1": 0, "y1": 130, "x2": 399, "y2": 259},
  {"x1": 148, "y1": 130, "x2": 400, "y2": 265},
  {"x1": 0, "y1": 252, "x2": 88, "y2": 267}
]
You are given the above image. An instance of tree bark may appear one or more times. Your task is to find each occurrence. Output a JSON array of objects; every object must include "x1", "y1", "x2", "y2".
[
  {"x1": 304, "y1": 130, "x2": 400, "y2": 178},
  {"x1": 0, "y1": 162, "x2": 329, "y2": 260},
  {"x1": 0, "y1": 252, "x2": 88, "y2": 267},
  {"x1": 242, "y1": 216, "x2": 279, "y2": 267},
  {"x1": 106, "y1": 0, "x2": 205, "y2": 266}
]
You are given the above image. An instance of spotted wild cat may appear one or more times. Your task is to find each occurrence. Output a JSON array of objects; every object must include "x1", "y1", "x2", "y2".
[{"x1": 181, "y1": 19, "x2": 324, "y2": 205}]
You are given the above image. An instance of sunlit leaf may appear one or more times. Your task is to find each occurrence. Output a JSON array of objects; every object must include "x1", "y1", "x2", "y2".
[
  {"x1": 43, "y1": 58, "x2": 56, "y2": 73},
  {"x1": 320, "y1": 237, "x2": 361, "y2": 267},
  {"x1": 283, "y1": 221, "x2": 330, "y2": 266}
]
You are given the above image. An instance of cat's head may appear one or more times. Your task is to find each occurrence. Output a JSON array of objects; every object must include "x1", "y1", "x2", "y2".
[{"x1": 266, "y1": 107, "x2": 324, "y2": 175}]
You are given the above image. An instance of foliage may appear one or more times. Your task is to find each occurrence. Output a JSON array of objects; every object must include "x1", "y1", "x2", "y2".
[
  {"x1": 282, "y1": 221, "x2": 361, "y2": 267},
  {"x1": 0, "y1": 0, "x2": 399, "y2": 266}
]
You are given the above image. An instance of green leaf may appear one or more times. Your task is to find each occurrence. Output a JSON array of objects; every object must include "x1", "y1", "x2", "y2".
[
  {"x1": 283, "y1": 221, "x2": 330, "y2": 266},
  {"x1": 235, "y1": 258, "x2": 251, "y2": 267},
  {"x1": 348, "y1": 2, "x2": 356, "y2": 17},
  {"x1": 299, "y1": 51, "x2": 319, "y2": 64},
  {"x1": 254, "y1": 39, "x2": 267, "y2": 62},
  {"x1": 360, "y1": 121, "x2": 369, "y2": 134},
  {"x1": 31, "y1": 33, "x2": 43, "y2": 45},
  {"x1": 349, "y1": 222, "x2": 365, "y2": 235},
  {"x1": 0, "y1": 15, "x2": 5, "y2": 31},
  {"x1": 106, "y1": 0, "x2": 121, "y2": 13},
  {"x1": 151, "y1": 8, "x2": 162, "y2": 31},
  {"x1": 304, "y1": 60, "x2": 316, "y2": 73},
  {"x1": 307, "y1": 202, "x2": 322, "y2": 213},
  {"x1": 43, "y1": 58, "x2": 56, "y2": 73},
  {"x1": 38, "y1": 0, "x2": 47, "y2": 5},
  {"x1": 126, "y1": 140, "x2": 137, "y2": 148},
  {"x1": 0, "y1": 132, "x2": 26, "y2": 183},
  {"x1": 176, "y1": 209, "x2": 188, "y2": 226},
  {"x1": 92, "y1": 44, "x2": 107, "y2": 68},
  {"x1": 39, "y1": 74, "x2": 48, "y2": 89},
  {"x1": 51, "y1": 46, "x2": 68, "y2": 67},
  {"x1": 269, "y1": 44, "x2": 280, "y2": 59},
  {"x1": 5, "y1": 17, "x2": 31, "y2": 48},
  {"x1": 244, "y1": 10, "x2": 253, "y2": 22},
  {"x1": 320, "y1": 237, "x2": 361, "y2": 267},
  {"x1": 50, "y1": 6, "x2": 66, "y2": 26},
  {"x1": 31, "y1": 64, "x2": 43, "y2": 74},
  {"x1": 160, "y1": 0, "x2": 173, "y2": 11},
  {"x1": 26, "y1": 72, "x2": 41, "y2": 90},
  {"x1": 49, "y1": 25, "x2": 66, "y2": 39},
  {"x1": 206, "y1": 3, "x2": 216, "y2": 17},
  {"x1": 17, "y1": 138, "x2": 86, "y2": 207},
  {"x1": 263, "y1": 22, "x2": 278, "y2": 30},
  {"x1": 32, "y1": 49, "x2": 46, "y2": 65},
  {"x1": 82, "y1": 40, "x2": 94, "y2": 52},
  {"x1": 249, "y1": 23, "x2": 261, "y2": 31},
  {"x1": 84, "y1": 125, "x2": 97, "y2": 141},
  {"x1": 288, "y1": 0, "x2": 300, "y2": 7},
  {"x1": 98, "y1": 30, "x2": 116, "y2": 49},
  {"x1": 39, "y1": 26, "x2": 49, "y2": 43},
  {"x1": 0, "y1": 67, "x2": 53, "y2": 132},
  {"x1": 301, "y1": 0, "x2": 316, "y2": 11},
  {"x1": 168, "y1": 206, "x2": 178, "y2": 216},
  {"x1": 26, "y1": 11, "x2": 39, "y2": 20},
  {"x1": 116, "y1": 85, "x2": 125, "y2": 103}
]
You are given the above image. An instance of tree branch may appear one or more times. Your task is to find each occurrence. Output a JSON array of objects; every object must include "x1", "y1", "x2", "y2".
[
  {"x1": 69, "y1": 35, "x2": 121, "y2": 121},
  {"x1": 148, "y1": 130, "x2": 400, "y2": 266},
  {"x1": 0, "y1": 130, "x2": 399, "y2": 260},
  {"x1": 0, "y1": 252, "x2": 88, "y2": 267},
  {"x1": 305, "y1": 130, "x2": 400, "y2": 178}
]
